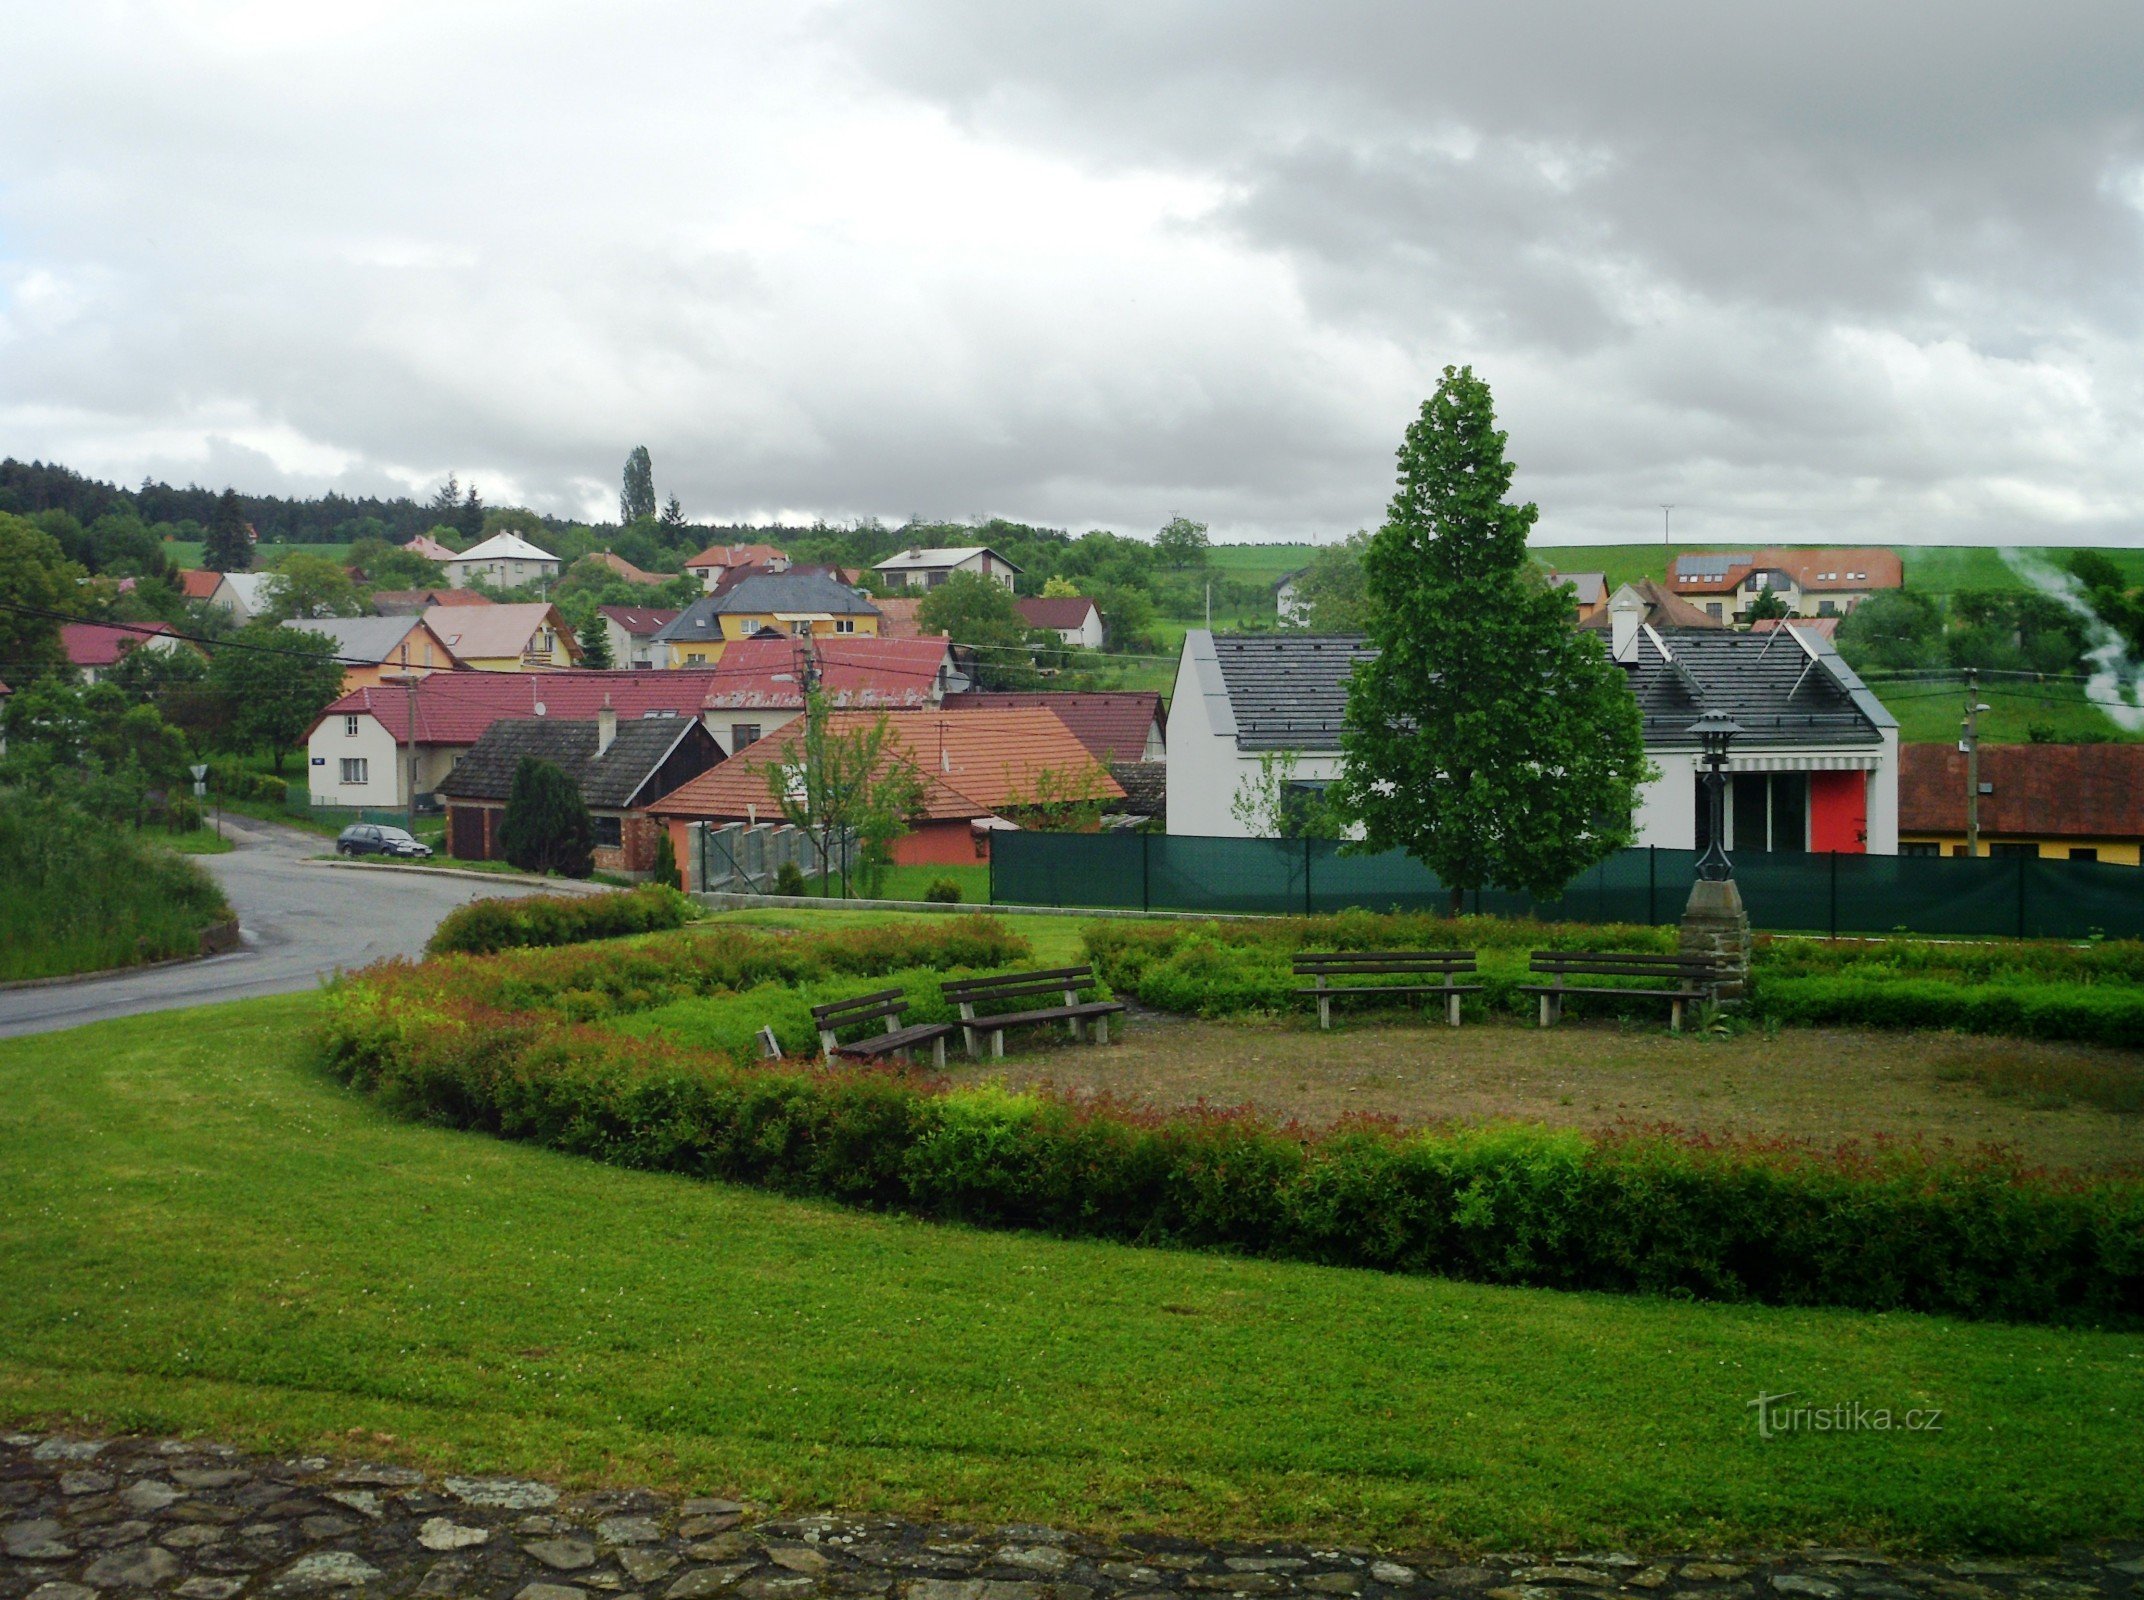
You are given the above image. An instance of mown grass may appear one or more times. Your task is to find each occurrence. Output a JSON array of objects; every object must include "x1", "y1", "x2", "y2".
[
  {"x1": 0, "y1": 993, "x2": 2138, "y2": 1553},
  {"x1": 160, "y1": 828, "x2": 235, "y2": 856},
  {"x1": 862, "y1": 863, "x2": 993, "y2": 903}
]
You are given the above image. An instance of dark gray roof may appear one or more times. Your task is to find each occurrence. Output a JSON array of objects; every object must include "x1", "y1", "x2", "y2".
[
  {"x1": 652, "y1": 573, "x2": 879, "y2": 645},
  {"x1": 1109, "y1": 761, "x2": 1165, "y2": 817},
  {"x1": 1210, "y1": 634, "x2": 1374, "y2": 752},
  {"x1": 1205, "y1": 626, "x2": 1891, "y2": 754},
  {"x1": 435, "y1": 715, "x2": 704, "y2": 808},
  {"x1": 1624, "y1": 627, "x2": 1893, "y2": 747}
]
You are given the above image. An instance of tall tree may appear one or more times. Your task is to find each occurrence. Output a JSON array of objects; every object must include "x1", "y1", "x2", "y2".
[
  {"x1": 202, "y1": 489, "x2": 252, "y2": 573},
  {"x1": 915, "y1": 572, "x2": 1041, "y2": 689},
  {"x1": 498, "y1": 757, "x2": 594, "y2": 878},
  {"x1": 578, "y1": 614, "x2": 615, "y2": 670},
  {"x1": 1154, "y1": 515, "x2": 1210, "y2": 569},
  {"x1": 458, "y1": 483, "x2": 486, "y2": 541},
  {"x1": 1330, "y1": 367, "x2": 1649, "y2": 916},
  {"x1": 0, "y1": 514, "x2": 80, "y2": 680},
  {"x1": 428, "y1": 475, "x2": 462, "y2": 519},
  {"x1": 206, "y1": 623, "x2": 346, "y2": 772},
  {"x1": 621, "y1": 447, "x2": 656, "y2": 525},
  {"x1": 764, "y1": 689, "x2": 921, "y2": 897},
  {"x1": 659, "y1": 494, "x2": 685, "y2": 530},
  {"x1": 1289, "y1": 531, "x2": 1376, "y2": 631}
]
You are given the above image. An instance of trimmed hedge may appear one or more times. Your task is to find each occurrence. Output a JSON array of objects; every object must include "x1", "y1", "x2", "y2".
[
  {"x1": 1759, "y1": 975, "x2": 2144, "y2": 1047},
  {"x1": 316, "y1": 926, "x2": 2144, "y2": 1329},
  {"x1": 426, "y1": 885, "x2": 697, "y2": 956}
]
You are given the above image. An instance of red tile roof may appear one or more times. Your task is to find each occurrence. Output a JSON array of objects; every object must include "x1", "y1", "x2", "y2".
[
  {"x1": 372, "y1": 587, "x2": 492, "y2": 612},
  {"x1": 685, "y1": 541, "x2": 787, "y2": 571},
  {"x1": 648, "y1": 707, "x2": 1123, "y2": 822},
  {"x1": 596, "y1": 605, "x2": 682, "y2": 637},
  {"x1": 176, "y1": 569, "x2": 223, "y2": 601},
  {"x1": 583, "y1": 552, "x2": 669, "y2": 585},
  {"x1": 61, "y1": 621, "x2": 177, "y2": 668},
  {"x1": 1899, "y1": 743, "x2": 2144, "y2": 839},
  {"x1": 1669, "y1": 548, "x2": 1904, "y2": 596},
  {"x1": 401, "y1": 534, "x2": 459, "y2": 562},
  {"x1": 1752, "y1": 615, "x2": 1839, "y2": 639},
  {"x1": 941, "y1": 691, "x2": 1163, "y2": 763},
  {"x1": 871, "y1": 595, "x2": 930, "y2": 639},
  {"x1": 1016, "y1": 596, "x2": 1100, "y2": 631}
]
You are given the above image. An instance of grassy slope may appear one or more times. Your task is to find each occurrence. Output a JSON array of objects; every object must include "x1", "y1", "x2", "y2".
[
  {"x1": 1527, "y1": 543, "x2": 2144, "y2": 595},
  {"x1": 0, "y1": 993, "x2": 2138, "y2": 1552},
  {"x1": 160, "y1": 540, "x2": 355, "y2": 570}
]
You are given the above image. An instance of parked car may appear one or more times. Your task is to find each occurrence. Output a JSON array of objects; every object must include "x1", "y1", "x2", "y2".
[{"x1": 336, "y1": 823, "x2": 433, "y2": 859}]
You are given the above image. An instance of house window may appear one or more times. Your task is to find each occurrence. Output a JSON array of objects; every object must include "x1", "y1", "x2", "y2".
[
  {"x1": 927, "y1": 571, "x2": 947, "y2": 588},
  {"x1": 1706, "y1": 602, "x2": 1724, "y2": 619},
  {"x1": 732, "y1": 723, "x2": 762, "y2": 750},
  {"x1": 537, "y1": 629, "x2": 553, "y2": 653},
  {"x1": 340, "y1": 758, "x2": 369, "y2": 785},
  {"x1": 686, "y1": 651, "x2": 706, "y2": 664},
  {"x1": 344, "y1": 715, "x2": 359, "y2": 737},
  {"x1": 835, "y1": 618, "x2": 856, "y2": 633},
  {"x1": 1900, "y1": 841, "x2": 1940, "y2": 857},
  {"x1": 1817, "y1": 600, "x2": 1838, "y2": 616},
  {"x1": 1990, "y1": 842, "x2": 2038, "y2": 859},
  {"x1": 593, "y1": 815, "x2": 622, "y2": 849},
  {"x1": 2070, "y1": 847, "x2": 2099, "y2": 862}
]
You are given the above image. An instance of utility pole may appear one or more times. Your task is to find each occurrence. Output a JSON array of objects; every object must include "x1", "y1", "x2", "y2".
[
  {"x1": 386, "y1": 642, "x2": 420, "y2": 836},
  {"x1": 1204, "y1": 580, "x2": 1212, "y2": 629},
  {"x1": 1661, "y1": 504, "x2": 1675, "y2": 545},
  {"x1": 1962, "y1": 667, "x2": 1988, "y2": 858}
]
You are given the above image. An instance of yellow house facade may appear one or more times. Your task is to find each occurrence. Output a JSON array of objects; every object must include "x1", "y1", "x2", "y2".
[
  {"x1": 1898, "y1": 743, "x2": 2144, "y2": 866},
  {"x1": 652, "y1": 571, "x2": 881, "y2": 668},
  {"x1": 422, "y1": 602, "x2": 583, "y2": 672}
]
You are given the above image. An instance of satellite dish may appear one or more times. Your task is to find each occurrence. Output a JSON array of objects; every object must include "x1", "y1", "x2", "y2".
[{"x1": 533, "y1": 702, "x2": 547, "y2": 717}]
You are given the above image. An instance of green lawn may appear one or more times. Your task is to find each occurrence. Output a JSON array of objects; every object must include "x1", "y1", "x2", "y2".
[
  {"x1": 161, "y1": 828, "x2": 236, "y2": 855},
  {"x1": 859, "y1": 863, "x2": 993, "y2": 903},
  {"x1": 1527, "y1": 543, "x2": 2144, "y2": 598},
  {"x1": 1883, "y1": 677, "x2": 2144, "y2": 745},
  {"x1": 0, "y1": 992, "x2": 2137, "y2": 1552},
  {"x1": 161, "y1": 540, "x2": 354, "y2": 571}
]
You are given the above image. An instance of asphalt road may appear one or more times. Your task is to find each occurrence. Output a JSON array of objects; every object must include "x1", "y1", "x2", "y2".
[{"x1": 0, "y1": 818, "x2": 575, "y2": 1039}]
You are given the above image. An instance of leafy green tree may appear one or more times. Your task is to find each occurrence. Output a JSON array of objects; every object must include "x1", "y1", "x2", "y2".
[
  {"x1": 621, "y1": 447, "x2": 657, "y2": 525},
  {"x1": 498, "y1": 757, "x2": 594, "y2": 878},
  {"x1": 1230, "y1": 749, "x2": 1342, "y2": 838},
  {"x1": 1290, "y1": 532, "x2": 1375, "y2": 631},
  {"x1": 1834, "y1": 590, "x2": 1944, "y2": 673},
  {"x1": 1154, "y1": 515, "x2": 1210, "y2": 569},
  {"x1": 207, "y1": 623, "x2": 346, "y2": 772},
  {"x1": 1330, "y1": 366, "x2": 1650, "y2": 916},
  {"x1": 106, "y1": 638, "x2": 208, "y2": 707},
  {"x1": 764, "y1": 690, "x2": 922, "y2": 897},
  {"x1": 1003, "y1": 764, "x2": 1113, "y2": 832},
  {"x1": 2068, "y1": 549, "x2": 2125, "y2": 596},
  {"x1": 264, "y1": 551, "x2": 362, "y2": 620},
  {"x1": 916, "y1": 571, "x2": 1041, "y2": 689},
  {"x1": 348, "y1": 537, "x2": 446, "y2": 592},
  {"x1": 1744, "y1": 588, "x2": 1791, "y2": 623},
  {"x1": 202, "y1": 489, "x2": 252, "y2": 572},
  {"x1": 0, "y1": 514, "x2": 80, "y2": 680}
]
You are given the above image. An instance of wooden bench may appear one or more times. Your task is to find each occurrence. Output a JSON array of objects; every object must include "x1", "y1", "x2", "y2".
[
  {"x1": 810, "y1": 989, "x2": 956, "y2": 1067},
  {"x1": 1293, "y1": 950, "x2": 1482, "y2": 1029},
  {"x1": 1517, "y1": 951, "x2": 1722, "y2": 1033},
  {"x1": 941, "y1": 966, "x2": 1127, "y2": 1060}
]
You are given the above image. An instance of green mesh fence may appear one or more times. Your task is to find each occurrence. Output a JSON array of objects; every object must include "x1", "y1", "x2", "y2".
[{"x1": 991, "y1": 833, "x2": 2144, "y2": 939}]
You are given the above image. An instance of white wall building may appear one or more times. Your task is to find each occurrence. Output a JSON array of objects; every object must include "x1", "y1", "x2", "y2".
[
  {"x1": 441, "y1": 532, "x2": 561, "y2": 590},
  {"x1": 1166, "y1": 613, "x2": 1899, "y2": 854},
  {"x1": 870, "y1": 545, "x2": 1020, "y2": 591}
]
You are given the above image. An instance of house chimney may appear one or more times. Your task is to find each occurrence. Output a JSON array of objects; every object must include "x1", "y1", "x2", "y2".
[
  {"x1": 597, "y1": 693, "x2": 616, "y2": 756},
  {"x1": 1608, "y1": 587, "x2": 1644, "y2": 663}
]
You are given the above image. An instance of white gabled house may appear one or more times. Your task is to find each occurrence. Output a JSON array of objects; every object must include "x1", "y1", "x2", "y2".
[
  {"x1": 441, "y1": 533, "x2": 561, "y2": 590},
  {"x1": 1166, "y1": 605, "x2": 1899, "y2": 854}
]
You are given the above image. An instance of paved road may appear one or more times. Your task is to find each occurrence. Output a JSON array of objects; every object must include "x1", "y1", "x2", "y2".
[{"x1": 0, "y1": 818, "x2": 573, "y2": 1039}]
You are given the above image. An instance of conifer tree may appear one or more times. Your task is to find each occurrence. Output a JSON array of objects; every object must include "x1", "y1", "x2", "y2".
[
  {"x1": 498, "y1": 757, "x2": 595, "y2": 878},
  {"x1": 1330, "y1": 366, "x2": 1649, "y2": 914},
  {"x1": 202, "y1": 489, "x2": 252, "y2": 572}
]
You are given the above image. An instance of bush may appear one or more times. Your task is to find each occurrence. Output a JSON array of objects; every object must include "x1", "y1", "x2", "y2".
[
  {"x1": 924, "y1": 877, "x2": 964, "y2": 904},
  {"x1": 1756, "y1": 975, "x2": 2144, "y2": 1048},
  {"x1": 426, "y1": 884, "x2": 696, "y2": 956},
  {"x1": 775, "y1": 861, "x2": 808, "y2": 896},
  {"x1": 209, "y1": 765, "x2": 290, "y2": 806},
  {"x1": 166, "y1": 798, "x2": 204, "y2": 833},
  {"x1": 650, "y1": 827, "x2": 679, "y2": 891},
  {"x1": 498, "y1": 757, "x2": 593, "y2": 879},
  {"x1": 0, "y1": 791, "x2": 232, "y2": 981},
  {"x1": 315, "y1": 930, "x2": 2144, "y2": 1329}
]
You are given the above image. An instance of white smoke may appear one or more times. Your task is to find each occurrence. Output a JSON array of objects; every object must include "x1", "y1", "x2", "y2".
[{"x1": 1997, "y1": 548, "x2": 2144, "y2": 733}]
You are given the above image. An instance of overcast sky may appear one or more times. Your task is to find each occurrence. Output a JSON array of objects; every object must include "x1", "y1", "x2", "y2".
[{"x1": 6, "y1": 2, "x2": 2144, "y2": 548}]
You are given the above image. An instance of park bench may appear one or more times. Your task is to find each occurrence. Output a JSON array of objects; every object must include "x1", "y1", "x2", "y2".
[
  {"x1": 811, "y1": 989, "x2": 956, "y2": 1068},
  {"x1": 1292, "y1": 950, "x2": 1482, "y2": 1029},
  {"x1": 1517, "y1": 951, "x2": 1723, "y2": 1033},
  {"x1": 941, "y1": 965, "x2": 1127, "y2": 1059}
]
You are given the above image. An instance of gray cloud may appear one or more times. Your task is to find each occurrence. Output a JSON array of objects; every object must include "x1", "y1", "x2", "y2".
[{"x1": 3, "y1": 2, "x2": 2144, "y2": 546}]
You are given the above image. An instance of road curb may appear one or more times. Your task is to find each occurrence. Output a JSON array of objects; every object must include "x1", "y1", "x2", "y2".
[{"x1": 305, "y1": 858, "x2": 614, "y2": 894}]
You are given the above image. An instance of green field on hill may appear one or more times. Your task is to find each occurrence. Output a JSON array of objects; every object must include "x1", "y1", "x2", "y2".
[
  {"x1": 159, "y1": 539, "x2": 353, "y2": 570},
  {"x1": 1528, "y1": 542, "x2": 2144, "y2": 595}
]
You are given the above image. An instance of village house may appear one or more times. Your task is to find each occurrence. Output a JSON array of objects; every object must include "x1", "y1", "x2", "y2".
[
  {"x1": 400, "y1": 533, "x2": 459, "y2": 563},
  {"x1": 60, "y1": 621, "x2": 195, "y2": 685},
  {"x1": 941, "y1": 691, "x2": 1165, "y2": 763},
  {"x1": 175, "y1": 569, "x2": 223, "y2": 604},
  {"x1": 1544, "y1": 570, "x2": 1609, "y2": 621},
  {"x1": 651, "y1": 572, "x2": 881, "y2": 665},
  {"x1": 422, "y1": 601, "x2": 581, "y2": 671},
  {"x1": 1898, "y1": 743, "x2": 2144, "y2": 864},
  {"x1": 687, "y1": 634, "x2": 959, "y2": 756},
  {"x1": 1275, "y1": 569, "x2": 1309, "y2": 626},
  {"x1": 870, "y1": 545, "x2": 1020, "y2": 591},
  {"x1": 644, "y1": 706, "x2": 1121, "y2": 871},
  {"x1": 1667, "y1": 547, "x2": 1904, "y2": 622},
  {"x1": 1016, "y1": 595, "x2": 1105, "y2": 649},
  {"x1": 596, "y1": 605, "x2": 681, "y2": 670},
  {"x1": 204, "y1": 571, "x2": 278, "y2": 623},
  {"x1": 1578, "y1": 579, "x2": 1723, "y2": 637},
  {"x1": 1166, "y1": 608, "x2": 1900, "y2": 854},
  {"x1": 440, "y1": 532, "x2": 561, "y2": 590},
  {"x1": 683, "y1": 542, "x2": 789, "y2": 592},
  {"x1": 435, "y1": 703, "x2": 721, "y2": 877},
  {"x1": 283, "y1": 615, "x2": 460, "y2": 694}
]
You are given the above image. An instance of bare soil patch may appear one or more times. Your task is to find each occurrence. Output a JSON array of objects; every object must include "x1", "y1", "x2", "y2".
[{"x1": 942, "y1": 1011, "x2": 2144, "y2": 1174}]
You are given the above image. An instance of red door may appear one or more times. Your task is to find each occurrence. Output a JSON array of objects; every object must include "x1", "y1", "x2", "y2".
[{"x1": 1809, "y1": 771, "x2": 1868, "y2": 853}]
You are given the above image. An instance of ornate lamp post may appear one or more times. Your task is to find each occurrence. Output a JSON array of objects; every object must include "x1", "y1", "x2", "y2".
[{"x1": 1689, "y1": 712, "x2": 1743, "y2": 883}]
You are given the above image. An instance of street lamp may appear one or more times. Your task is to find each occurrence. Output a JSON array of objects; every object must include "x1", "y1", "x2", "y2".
[{"x1": 1689, "y1": 712, "x2": 1743, "y2": 883}]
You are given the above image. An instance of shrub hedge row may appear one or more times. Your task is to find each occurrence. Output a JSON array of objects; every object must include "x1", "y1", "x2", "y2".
[
  {"x1": 426, "y1": 885, "x2": 699, "y2": 956},
  {"x1": 1758, "y1": 976, "x2": 2144, "y2": 1047},
  {"x1": 316, "y1": 925, "x2": 2144, "y2": 1328}
]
